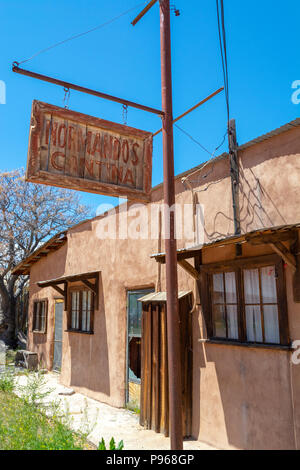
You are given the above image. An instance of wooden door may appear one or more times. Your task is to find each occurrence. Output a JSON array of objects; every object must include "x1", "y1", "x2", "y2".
[
  {"x1": 140, "y1": 295, "x2": 193, "y2": 438},
  {"x1": 53, "y1": 300, "x2": 63, "y2": 371}
]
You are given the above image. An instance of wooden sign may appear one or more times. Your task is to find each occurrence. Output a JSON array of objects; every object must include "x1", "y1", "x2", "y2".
[{"x1": 26, "y1": 100, "x2": 153, "y2": 201}]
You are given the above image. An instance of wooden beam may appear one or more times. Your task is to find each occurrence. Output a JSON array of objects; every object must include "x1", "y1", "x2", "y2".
[
  {"x1": 82, "y1": 277, "x2": 99, "y2": 310},
  {"x1": 178, "y1": 260, "x2": 200, "y2": 281},
  {"x1": 81, "y1": 279, "x2": 97, "y2": 294},
  {"x1": 246, "y1": 231, "x2": 297, "y2": 245},
  {"x1": 51, "y1": 285, "x2": 65, "y2": 297},
  {"x1": 228, "y1": 119, "x2": 241, "y2": 236},
  {"x1": 270, "y1": 242, "x2": 297, "y2": 272}
]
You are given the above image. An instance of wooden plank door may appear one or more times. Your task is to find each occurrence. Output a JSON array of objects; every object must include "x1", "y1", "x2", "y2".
[{"x1": 140, "y1": 295, "x2": 192, "y2": 438}]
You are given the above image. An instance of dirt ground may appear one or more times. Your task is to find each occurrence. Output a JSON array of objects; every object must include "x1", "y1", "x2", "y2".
[{"x1": 15, "y1": 372, "x2": 217, "y2": 450}]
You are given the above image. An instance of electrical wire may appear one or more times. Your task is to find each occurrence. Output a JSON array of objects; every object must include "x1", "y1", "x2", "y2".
[
  {"x1": 216, "y1": 0, "x2": 230, "y2": 123},
  {"x1": 176, "y1": 123, "x2": 227, "y2": 192},
  {"x1": 175, "y1": 124, "x2": 227, "y2": 170},
  {"x1": 17, "y1": 2, "x2": 148, "y2": 66},
  {"x1": 175, "y1": 124, "x2": 213, "y2": 157}
]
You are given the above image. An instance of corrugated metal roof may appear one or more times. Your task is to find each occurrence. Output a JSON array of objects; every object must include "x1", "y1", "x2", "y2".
[
  {"x1": 151, "y1": 222, "x2": 300, "y2": 262},
  {"x1": 238, "y1": 118, "x2": 300, "y2": 151},
  {"x1": 138, "y1": 291, "x2": 192, "y2": 303}
]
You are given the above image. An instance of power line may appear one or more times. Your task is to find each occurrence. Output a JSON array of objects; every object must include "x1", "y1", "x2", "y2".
[
  {"x1": 16, "y1": 2, "x2": 148, "y2": 66},
  {"x1": 175, "y1": 124, "x2": 227, "y2": 161},
  {"x1": 216, "y1": 0, "x2": 230, "y2": 123}
]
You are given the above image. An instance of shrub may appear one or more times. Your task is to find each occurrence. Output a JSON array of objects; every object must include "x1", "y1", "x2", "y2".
[
  {"x1": 0, "y1": 367, "x2": 15, "y2": 393},
  {"x1": 98, "y1": 437, "x2": 124, "y2": 450}
]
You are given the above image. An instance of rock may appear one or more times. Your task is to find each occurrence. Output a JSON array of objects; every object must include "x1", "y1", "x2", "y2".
[
  {"x1": 58, "y1": 387, "x2": 75, "y2": 396},
  {"x1": 15, "y1": 350, "x2": 38, "y2": 371},
  {"x1": 0, "y1": 340, "x2": 5, "y2": 365}
]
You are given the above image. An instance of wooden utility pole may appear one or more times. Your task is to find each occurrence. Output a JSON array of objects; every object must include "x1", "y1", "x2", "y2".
[{"x1": 228, "y1": 119, "x2": 241, "y2": 235}]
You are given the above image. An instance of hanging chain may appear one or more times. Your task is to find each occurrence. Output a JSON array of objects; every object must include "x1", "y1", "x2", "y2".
[
  {"x1": 122, "y1": 104, "x2": 128, "y2": 125},
  {"x1": 63, "y1": 87, "x2": 70, "y2": 109}
]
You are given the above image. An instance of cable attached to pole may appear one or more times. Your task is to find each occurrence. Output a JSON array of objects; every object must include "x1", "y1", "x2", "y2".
[
  {"x1": 14, "y1": 2, "x2": 148, "y2": 66},
  {"x1": 216, "y1": 0, "x2": 230, "y2": 124}
]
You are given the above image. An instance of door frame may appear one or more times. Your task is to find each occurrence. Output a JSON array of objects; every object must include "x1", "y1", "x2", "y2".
[
  {"x1": 52, "y1": 298, "x2": 64, "y2": 372},
  {"x1": 125, "y1": 288, "x2": 154, "y2": 405}
]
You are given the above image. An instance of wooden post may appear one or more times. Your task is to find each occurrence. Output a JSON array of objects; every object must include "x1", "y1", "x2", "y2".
[{"x1": 228, "y1": 119, "x2": 241, "y2": 236}]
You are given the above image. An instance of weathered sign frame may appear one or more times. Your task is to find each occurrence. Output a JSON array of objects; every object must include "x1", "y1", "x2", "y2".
[{"x1": 26, "y1": 100, "x2": 153, "y2": 201}]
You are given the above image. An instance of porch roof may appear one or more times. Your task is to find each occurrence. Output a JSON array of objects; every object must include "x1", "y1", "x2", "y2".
[
  {"x1": 37, "y1": 271, "x2": 99, "y2": 288},
  {"x1": 151, "y1": 223, "x2": 300, "y2": 265},
  {"x1": 138, "y1": 290, "x2": 192, "y2": 303},
  {"x1": 37, "y1": 271, "x2": 100, "y2": 310}
]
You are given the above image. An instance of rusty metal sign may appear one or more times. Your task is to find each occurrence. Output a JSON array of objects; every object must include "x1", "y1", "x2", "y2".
[{"x1": 26, "y1": 101, "x2": 153, "y2": 201}]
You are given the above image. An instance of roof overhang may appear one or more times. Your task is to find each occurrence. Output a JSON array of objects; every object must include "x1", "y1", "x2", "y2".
[
  {"x1": 151, "y1": 223, "x2": 300, "y2": 282},
  {"x1": 12, "y1": 231, "x2": 67, "y2": 276},
  {"x1": 37, "y1": 271, "x2": 100, "y2": 310},
  {"x1": 138, "y1": 290, "x2": 192, "y2": 303},
  {"x1": 151, "y1": 223, "x2": 300, "y2": 264}
]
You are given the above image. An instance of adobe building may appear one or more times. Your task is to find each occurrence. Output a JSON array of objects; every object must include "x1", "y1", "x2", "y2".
[{"x1": 13, "y1": 118, "x2": 300, "y2": 450}]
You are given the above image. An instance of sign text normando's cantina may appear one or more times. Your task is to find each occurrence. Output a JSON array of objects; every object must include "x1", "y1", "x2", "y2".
[{"x1": 26, "y1": 100, "x2": 153, "y2": 201}]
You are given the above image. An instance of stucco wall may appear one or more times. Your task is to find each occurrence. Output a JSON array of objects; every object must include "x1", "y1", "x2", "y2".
[{"x1": 27, "y1": 124, "x2": 300, "y2": 449}]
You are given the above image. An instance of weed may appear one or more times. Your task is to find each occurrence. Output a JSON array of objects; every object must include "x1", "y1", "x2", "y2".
[
  {"x1": 98, "y1": 437, "x2": 124, "y2": 450},
  {"x1": 0, "y1": 367, "x2": 15, "y2": 393}
]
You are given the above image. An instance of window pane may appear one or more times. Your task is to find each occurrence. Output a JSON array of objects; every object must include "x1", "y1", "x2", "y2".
[
  {"x1": 87, "y1": 291, "x2": 91, "y2": 332},
  {"x1": 246, "y1": 305, "x2": 263, "y2": 342},
  {"x1": 71, "y1": 291, "x2": 79, "y2": 329},
  {"x1": 40, "y1": 302, "x2": 45, "y2": 331},
  {"x1": 213, "y1": 305, "x2": 226, "y2": 338},
  {"x1": 225, "y1": 272, "x2": 237, "y2": 303},
  {"x1": 34, "y1": 303, "x2": 38, "y2": 330},
  {"x1": 128, "y1": 295, "x2": 141, "y2": 336},
  {"x1": 261, "y1": 266, "x2": 277, "y2": 303},
  {"x1": 227, "y1": 305, "x2": 239, "y2": 340},
  {"x1": 244, "y1": 269, "x2": 260, "y2": 304},
  {"x1": 213, "y1": 273, "x2": 225, "y2": 304},
  {"x1": 264, "y1": 305, "x2": 280, "y2": 344},
  {"x1": 82, "y1": 291, "x2": 87, "y2": 331}
]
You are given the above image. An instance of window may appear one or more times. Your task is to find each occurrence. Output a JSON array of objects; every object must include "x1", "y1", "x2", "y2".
[
  {"x1": 204, "y1": 256, "x2": 289, "y2": 346},
  {"x1": 32, "y1": 300, "x2": 48, "y2": 333},
  {"x1": 244, "y1": 266, "x2": 280, "y2": 344},
  {"x1": 68, "y1": 288, "x2": 94, "y2": 333},
  {"x1": 212, "y1": 272, "x2": 239, "y2": 340}
]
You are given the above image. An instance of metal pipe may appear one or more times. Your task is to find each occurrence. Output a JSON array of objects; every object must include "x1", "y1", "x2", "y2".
[
  {"x1": 131, "y1": 0, "x2": 158, "y2": 26},
  {"x1": 160, "y1": 0, "x2": 183, "y2": 450},
  {"x1": 153, "y1": 87, "x2": 224, "y2": 137},
  {"x1": 12, "y1": 64, "x2": 164, "y2": 117}
]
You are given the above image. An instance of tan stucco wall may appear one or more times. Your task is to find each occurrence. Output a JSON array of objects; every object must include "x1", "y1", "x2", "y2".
[{"x1": 27, "y1": 124, "x2": 300, "y2": 449}]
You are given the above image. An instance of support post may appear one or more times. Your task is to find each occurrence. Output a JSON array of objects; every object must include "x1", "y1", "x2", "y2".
[
  {"x1": 159, "y1": 0, "x2": 183, "y2": 450},
  {"x1": 228, "y1": 119, "x2": 241, "y2": 236}
]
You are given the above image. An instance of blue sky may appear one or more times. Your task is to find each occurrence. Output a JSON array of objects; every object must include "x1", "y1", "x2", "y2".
[{"x1": 1, "y1": 0, "x2": 299, "y2": 214}]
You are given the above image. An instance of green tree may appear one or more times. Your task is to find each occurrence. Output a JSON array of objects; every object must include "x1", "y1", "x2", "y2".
[{"x1": 0, "y1": 169, "x2": 90, "y2": 347}]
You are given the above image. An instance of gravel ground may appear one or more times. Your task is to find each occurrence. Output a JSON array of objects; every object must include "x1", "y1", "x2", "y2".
[{"x1": 13, "y1": 371, "x2": 217, "y2": 451}]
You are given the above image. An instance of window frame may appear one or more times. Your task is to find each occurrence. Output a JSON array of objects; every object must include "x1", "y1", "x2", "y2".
[
  {"x1": 201, "y1": 254, "x2": 290, "y2": 347},
  {"x1": 67, "y1": 286, "x2": 94, "y2": 334},
  {"x1": 32, "y1": 299, "x2": 48, "y2": 334}
]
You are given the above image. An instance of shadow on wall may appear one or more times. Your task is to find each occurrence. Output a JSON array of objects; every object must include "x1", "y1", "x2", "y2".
[
  {"x1": 194, "y1": 155, "x2": 289, "y2": 243},
  {"x1": 192, "y1": 312, "x2": 295, "y2": 450},
  {"x1": 239, "y1": 166, "x2": 287, "y2": 233},
  {"x1": 31, "y1": 333, "x2": 48, "y2": 369},
  {"x1": 68, "y1": 273, "x2": 110, "y2": 397}
]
